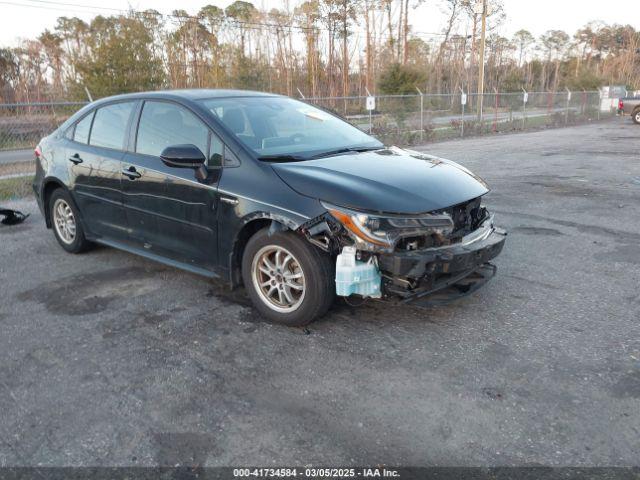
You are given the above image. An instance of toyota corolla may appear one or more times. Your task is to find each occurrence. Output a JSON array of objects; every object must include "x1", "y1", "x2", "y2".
[{"x1": 33, "y1": 89, "x2": 506, "y2": 326}]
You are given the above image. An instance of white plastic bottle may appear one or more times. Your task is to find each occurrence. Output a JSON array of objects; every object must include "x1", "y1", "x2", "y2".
[{"x1": 335, "y1": 246, "x2": 382, "y2": 298}]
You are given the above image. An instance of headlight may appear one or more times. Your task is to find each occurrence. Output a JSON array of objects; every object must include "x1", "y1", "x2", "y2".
[{"x1": 323, "y1": 202, "x2": 454, "y2": 249}]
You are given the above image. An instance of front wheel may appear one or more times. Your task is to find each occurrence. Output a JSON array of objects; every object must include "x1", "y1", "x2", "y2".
[
  {"x1": 241, "y1": 229, "x2": 335, "y2": 326},
  {"x1": 633, "y1": 109, "x2": 640, "y2": 125}
]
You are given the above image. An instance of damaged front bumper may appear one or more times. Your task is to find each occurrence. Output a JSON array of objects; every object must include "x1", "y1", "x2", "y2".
[
  {"x1": 302, "y1": 203, "x2": 506, "y2": 304},
  {"x1": 378, "y1": 220, "x2": 506, "y2": 301}
]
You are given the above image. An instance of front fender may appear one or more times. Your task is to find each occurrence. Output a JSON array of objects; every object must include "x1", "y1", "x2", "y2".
[
  {"x1": 224, "y1": 210, "x2": 310, "y2": 288},
  {"x1": 215, "y1": 155, "x2": 328, "y2": 285}
]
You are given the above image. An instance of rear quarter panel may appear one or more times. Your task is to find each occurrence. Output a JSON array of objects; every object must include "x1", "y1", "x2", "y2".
[
  {"x1": 34, "y1": 135, "x2": 75, "y2": 220},
  {"x1": 43, "y1": 137, "x2": 71, "y2": 179}
]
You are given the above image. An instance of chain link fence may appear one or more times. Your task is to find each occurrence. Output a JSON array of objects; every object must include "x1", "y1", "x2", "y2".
[
  {"x1": 0, "y1": 102, "x2": 87, "y2": 152},
  {"x1": 0, "y1": 91, "x2": 614, "y2": 153},
  {"x1": 307, "y1": 90, "x2": 611, "y2": 146}
]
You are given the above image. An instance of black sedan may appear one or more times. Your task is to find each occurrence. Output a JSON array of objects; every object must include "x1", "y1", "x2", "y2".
[{"x1": 33, "y1": 89, "x2": 506, "y2": 325}]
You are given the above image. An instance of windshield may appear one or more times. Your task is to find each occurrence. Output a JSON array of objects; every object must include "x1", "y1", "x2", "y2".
[{"x1": 198, "y1": 96, "x2": 382, "y2": 161}]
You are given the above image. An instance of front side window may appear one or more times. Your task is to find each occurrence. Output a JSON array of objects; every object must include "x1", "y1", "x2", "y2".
[
  {"x1": 198, "y1": 96, "x2": 382, "y2": 161},
  {"x1": 73, "y1": 111, "x2": 94, "y2": 144},
  {"x1": 89, "y1": 102, "x2": 135, "y2": 150},
  {"x1": 136, "y1": 101, "x2": 209, "y2": 159}
]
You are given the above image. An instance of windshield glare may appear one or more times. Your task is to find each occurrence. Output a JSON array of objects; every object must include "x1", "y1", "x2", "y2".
[{"x1": 198, "y1": 96, "x2": 382, "y2": 160}]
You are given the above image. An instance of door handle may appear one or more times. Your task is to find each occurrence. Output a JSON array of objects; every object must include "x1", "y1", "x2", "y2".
[
  {"x1": 121, "y1": 166, "x2": 142, "y2": 180},
  {"x1": 220, "y1": 196, "x2": 239, "y2": 205},
  {"x1": 68, "y1": 153, "x2": 83, "y2": 165}
]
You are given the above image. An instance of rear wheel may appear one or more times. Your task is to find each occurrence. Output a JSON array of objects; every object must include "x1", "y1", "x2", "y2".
[
  {"x1": 49, "y1": 188, "x2": 91, "y2": 253},
  {"x1": 241, "y1": 228, "x2": 335, "y2": 326},
  {"x1": 633, "y1": 109, "x2": 640, "y2": 125}
]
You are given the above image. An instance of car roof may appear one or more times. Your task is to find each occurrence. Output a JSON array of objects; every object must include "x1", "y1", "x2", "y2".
[
  {"x1": 57, "y1": 89, "x2": 286, "y2": 135},
  {"x1": 93, "y1": 89, "x2": 281, "y2": 105}
]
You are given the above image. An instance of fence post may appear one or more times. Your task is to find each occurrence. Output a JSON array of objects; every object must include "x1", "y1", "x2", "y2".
[
  {"x1": 459, "y1": 87, "x2": 466, "y2": 138},
  {"x1": 416, "y1": 86, "x2": 424, "y2": 142},
  {"x1": 565, "y1": 88, "x2": 571, "y2": 125},
  {"x1": 493, "y1": 88, "x2": 498, "y2": 132},
  {"x1": 365, "y1": 87, "x2": 373, "y2": 135},
  {"x1": 522, "y1": 88, "x2": 527, "y2": 130},
  {"x1": 597, "y1": 89, "x2": 602, "y2": 121},
  {"x1": 480, "y1": 92, "x2": 487, "y2": 133}
]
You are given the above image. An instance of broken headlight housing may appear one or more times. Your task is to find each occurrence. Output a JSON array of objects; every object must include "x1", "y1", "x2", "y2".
[{"x1": 323, "y1": 202, "x2": 454, "y2": 250}]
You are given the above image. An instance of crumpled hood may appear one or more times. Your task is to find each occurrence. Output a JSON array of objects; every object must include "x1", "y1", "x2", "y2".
[{"x1": 271, "y1": 147, "x2": 489, "y2": 215}]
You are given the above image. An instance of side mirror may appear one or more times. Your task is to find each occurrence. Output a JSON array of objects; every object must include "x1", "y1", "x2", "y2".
[{"x1": 160, "y1": 144, "x2": 206, "y2": 168}]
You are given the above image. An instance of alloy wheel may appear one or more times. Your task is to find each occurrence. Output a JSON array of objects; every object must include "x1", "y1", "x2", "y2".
[
  {"x1": 53, "y1": 198, "x2": 76, "y2": 245},
  {"x1": 251, "y1": 245, "x2": 306, "y2": 313}
]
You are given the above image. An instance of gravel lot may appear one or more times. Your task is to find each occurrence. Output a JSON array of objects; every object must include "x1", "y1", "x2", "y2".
[{"x1": 1, "y1": 119, "x2": 639, "y2": 467}]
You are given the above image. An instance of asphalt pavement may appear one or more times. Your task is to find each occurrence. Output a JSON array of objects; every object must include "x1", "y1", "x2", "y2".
[{"x1": 0, "y1": 118, "x2": 639, "y2": 466}]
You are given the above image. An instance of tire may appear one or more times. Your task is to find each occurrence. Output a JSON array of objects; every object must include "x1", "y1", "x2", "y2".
[
  {"x1": 49, "y1": 188, "x2": 91, "y2": 253},
  {"x1": 241, "y1": 228, "x2": 335, "y2": 326},
  {"x1": 632, "y1": 109, "x2": 640, "y2": 125}
]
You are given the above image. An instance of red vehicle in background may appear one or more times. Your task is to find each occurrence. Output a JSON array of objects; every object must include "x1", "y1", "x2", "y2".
[{"x1": 618, "y1": 97, "x2": 640, "y2": 124}]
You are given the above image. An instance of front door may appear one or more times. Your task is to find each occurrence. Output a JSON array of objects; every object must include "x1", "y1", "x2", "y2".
[{"x1": 121, "y1": 100, "x2": 220, "y2": 268}]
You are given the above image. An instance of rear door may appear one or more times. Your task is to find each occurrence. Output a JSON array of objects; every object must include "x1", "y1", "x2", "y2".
[
  {"x1": 121, "y1": 100, "x2": 220, "y2": 268},
  {"x1": 65, "y1": 101, "x2": 137, "y2": 241}
]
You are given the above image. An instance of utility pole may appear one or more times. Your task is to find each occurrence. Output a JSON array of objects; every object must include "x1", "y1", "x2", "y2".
[{"x1": 476, "y1": 0, "x2": 487, "y2": 120}]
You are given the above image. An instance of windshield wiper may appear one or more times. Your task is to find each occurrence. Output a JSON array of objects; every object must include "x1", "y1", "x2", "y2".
[
  {"x1": 258, "y1": 154, "x2": 307, "y2": 162},
  {"x1": 259, "y1": 146, "x2": 381, "y2": 162},
  {"x1": 309, "y1": 146, "x2": 381, "y2": 160}
]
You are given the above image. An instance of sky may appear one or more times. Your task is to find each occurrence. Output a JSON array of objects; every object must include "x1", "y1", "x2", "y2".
[{"x1": 0, "y1": 0, "x2": 638, "y2": 47}]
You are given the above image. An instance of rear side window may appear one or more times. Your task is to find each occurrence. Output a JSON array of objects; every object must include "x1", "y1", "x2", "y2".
[
  {"x1": 73, "y1": 112, "x2": 94, "y2": 144},
  {"x1": 136, "y1": 101, "x2": 209, "y2": 159},
  {"x1": 90, "y1": 102, "x2": 135, "y2": 150}
]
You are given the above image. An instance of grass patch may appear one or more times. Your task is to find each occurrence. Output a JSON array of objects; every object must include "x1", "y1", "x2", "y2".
[{"x1": 0, "y1": 175, "x2": 34, "y2": 201}]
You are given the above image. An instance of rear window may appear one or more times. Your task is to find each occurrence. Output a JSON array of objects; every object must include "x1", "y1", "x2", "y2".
[{"x1": 89, "y1": 102, "x2": 135, "y2": 150}]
